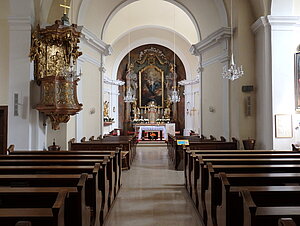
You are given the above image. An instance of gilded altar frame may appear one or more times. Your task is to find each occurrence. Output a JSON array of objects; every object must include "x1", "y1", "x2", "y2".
[
  {"x1": 139, "y1": 65, "x2": 164, "y2": 108},
  {"x1": 295, "y1": 52, "x2": 300, "y2": 112}
]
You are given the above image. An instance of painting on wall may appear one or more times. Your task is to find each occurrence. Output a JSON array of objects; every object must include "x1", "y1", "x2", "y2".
[
  {"x1": 139, "y1": 65, "x2": 164, "y2": 108},
  {"x1": 275, "y1": 114, "x2": 293, "y2": 138},
  {"x1": 295, "y1": 52, "x2": 300, "y2": 111}
]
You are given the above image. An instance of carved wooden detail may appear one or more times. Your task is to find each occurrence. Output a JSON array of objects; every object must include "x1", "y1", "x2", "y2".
[{"x1": 30, "y1": 20, "x2": 82, "y2": 130}]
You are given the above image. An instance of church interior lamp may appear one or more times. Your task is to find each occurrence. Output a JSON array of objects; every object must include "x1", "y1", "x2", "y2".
[
  {"x1": 170, "y1": 5, "x2": 180, "y2": 103},
  {"x1": 29, "y1": 5, "x2": 83, "y2": 130},
  {"x1": 221, "y1": 0, "x2": 244, "y2": 80}
]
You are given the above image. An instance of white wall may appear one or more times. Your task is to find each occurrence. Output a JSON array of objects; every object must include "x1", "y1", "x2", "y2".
[{"x1": 0, "y1": 0, "x2": 9, "y2": 105}]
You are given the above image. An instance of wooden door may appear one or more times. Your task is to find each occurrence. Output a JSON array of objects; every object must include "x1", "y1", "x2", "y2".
[{"x1": 0, "y1": 106, "x2": 8, "y2": 155}]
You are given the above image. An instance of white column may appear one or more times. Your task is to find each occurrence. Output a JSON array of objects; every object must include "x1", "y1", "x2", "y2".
[
  {"x1": 99, "y1": 55, "x2": 105, "y2": 137},
  {"x1": 75, "y1": 57, "x2": 84, "y2": 142},
  {"x1": 8, "y1": 16, "x2": 33, "y2": 150},
  {"x1": 251, "y1": 17, "x2": 273, "y2": 149},
  {"x1": 269, "y1": 16, "x2": 300, "y2": 150}
]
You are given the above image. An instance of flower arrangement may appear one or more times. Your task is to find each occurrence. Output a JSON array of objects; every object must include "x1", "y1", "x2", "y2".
[
  {"x1": 156, "y1": 118, "x2": 170, "y2": 123},
  {"x1": 104, "y1": 117, "x2": 114, "y2": 122}
]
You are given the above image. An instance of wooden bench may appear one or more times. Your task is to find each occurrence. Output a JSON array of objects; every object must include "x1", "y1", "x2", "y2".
[
  {"x1": 0, "y1": 155, "x2": 115, "y2": 206},
  {"x1": 0, "y1": 190, "x2": 67, "y2": 226},
  {"x1": 0, "y1": 164, "x2": 106, "y2": 226},
  {"x1": 0, "y1": 174, "x2": 90, "y2": 226},
  {"x1": 184, "y1": 149, "x2": 296, "y2": 208},
  {"x1": 241, "y1": 189, "x2": 300, "y2": 226},
  {"x1": 167, "y1": 135, "x2": 238, "y2": 170},
  {"x1": 6, "y1": 150, "x2": 122, "y2": 197},
  {"x1": 187, "y1": 150, "x2": 299, "y2": 197},
  {"x1": 215, "y1": 172, "x2": 300, "y2": 226},
  {"x1": 278, "y1": 218, "x2": 297, "y2": 226},
  {"x1": 194, "y1": 161, "x2": 300, "y2": 224},
  {"x1": 202, "y1": 163, "x2": 300, "y2": 226},
  {"x1": 71, "y1": 136, "x2": 136, "y2": 169}
]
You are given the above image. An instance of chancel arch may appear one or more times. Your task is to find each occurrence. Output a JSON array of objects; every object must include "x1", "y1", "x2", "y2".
[{"x1": 116, "y1": 44, "x2": 186, "y2": 134}]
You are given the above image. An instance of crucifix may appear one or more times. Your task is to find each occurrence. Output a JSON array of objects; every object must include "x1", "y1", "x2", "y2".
[
  {"x1": 60, "y1": 0, "x2": 70, "y2": 15},
  {"x1": 190, "y1": 107, "x2": 197, "y2": 116}
]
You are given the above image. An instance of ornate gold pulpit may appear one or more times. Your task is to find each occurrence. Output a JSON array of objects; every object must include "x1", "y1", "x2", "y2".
[{"x1": 30, "y1": 20, "x2": 83, "y2": 130}]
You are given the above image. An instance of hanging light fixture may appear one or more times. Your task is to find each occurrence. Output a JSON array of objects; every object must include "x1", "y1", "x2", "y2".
[
  {"x1": 221, "y1": 0, "x2": 244, "y2": 81},
  {"x1": 124, "y1": 26, "x2": 136, "y2": 103},
  {"x1": 170, "y1": 5, "x2": 180, "y2": 103}
]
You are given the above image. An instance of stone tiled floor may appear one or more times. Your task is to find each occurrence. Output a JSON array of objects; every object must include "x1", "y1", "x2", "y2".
[{"x1": 104, "y1": 145, "x2": 203, "y2": 226}]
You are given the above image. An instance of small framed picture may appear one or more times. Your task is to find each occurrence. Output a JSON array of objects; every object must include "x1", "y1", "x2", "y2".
[{"x1": 275, "y1": 114, "x2": 293, "y2": 138}]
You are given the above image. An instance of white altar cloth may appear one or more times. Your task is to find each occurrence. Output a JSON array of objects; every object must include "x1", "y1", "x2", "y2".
[{"x1": 138, "y1": 126, "x2": 167, "y2": 140}]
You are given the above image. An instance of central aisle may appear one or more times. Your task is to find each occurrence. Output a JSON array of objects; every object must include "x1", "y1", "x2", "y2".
[{"x1": 105, "y1": 144, "x2": 203, "y2": 226}]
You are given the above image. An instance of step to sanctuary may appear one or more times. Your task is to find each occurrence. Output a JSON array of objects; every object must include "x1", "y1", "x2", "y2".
[{"x1": 137, "y1": 140, "x2": 167, "y2": 147}]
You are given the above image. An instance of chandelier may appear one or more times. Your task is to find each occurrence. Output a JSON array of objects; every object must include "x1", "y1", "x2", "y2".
[
  {"x1": 170, "y1": 5, "x2": 180, "y2": 103},
  {"x1": 170, "y1": 88, "x2": 180, "y2": 103},
  {"x1": 221, "y1": 0, "x2": 244, "y2": 81},
  {"x1": 124, "y1": 86, "x2": 136, "y2": 103}
]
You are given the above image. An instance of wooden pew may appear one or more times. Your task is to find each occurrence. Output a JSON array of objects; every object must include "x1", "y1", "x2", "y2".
[
  {"x1": 184, "y1": 149, "x2": 296, "y2": 208},
  {"x1": 241, "y1": 189, "x2": 300, "y2": 226},
  {"x1": 278, "y1": 218, "x2": 297, "y2": 226},
  {"x1": 215, "y1": 172, "x2": 300, "y2": 226},
  {"x1": 167, "y1": 135, "x2": 238, "y2": 170},
  {"x1": 0, "y1": 174, "x2": 92, "y2": 226},
  {"x1": 6, "y1": 150, "x2": 122, "y2": 197},
  {"x1": 71, "y1": 135, "x2": 137, "y2": 169},
  {"x1": 0, "y1": 164, "x2": 106, "y2": 226},
  {"x1": 195, "y1": 161, "x2": 300, "y2": 225},
  {"x1": 0, "y1": 174, "x2": 90, "y2": 226},
  {"x1": 15, "y1": 221, "x2": 32, "y2": 226},
  {"x1": 202, "y1": 163, "x2": 300, "y2": 226},
  {"x1": 0, "y1": 190, "x2": 67, "y2": 226},
  {"x1": 2, "y1": 153, "x2": 115, "y2": 204}
]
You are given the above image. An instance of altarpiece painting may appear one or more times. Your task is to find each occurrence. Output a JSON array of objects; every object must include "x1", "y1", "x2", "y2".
[{"x1": 139, "y1": 65, "x2": 164, "y2": 108}]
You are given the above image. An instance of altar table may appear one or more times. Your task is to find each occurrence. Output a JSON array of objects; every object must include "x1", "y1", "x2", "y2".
[{"x1": 138, "y1": 125, "x2": 167, "y2": 140}]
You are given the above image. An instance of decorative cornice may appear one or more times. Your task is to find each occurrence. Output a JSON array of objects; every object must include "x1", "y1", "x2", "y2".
[
  {"x1": 81, "y1": 54, "x2": 101, "y2": 67},
  {"x1": 8, "y1": 16, "x2": 32, "y2": 31},
  {"x1": 202, "y1": 52, "x2": 230, "y2": 67},
  {"x1": 178, "y1": 75, "x2": 200, "y2": 86},
  {"x1": 190, "y1": 27, "x2": 231, "y2": 56},
  {"x1": 78, "y1": 26, "x2": 112, "y2": 56},
  {"x1": 268, "y1": 16, "x2": 300, "y2": 31},
  {"x1": 103, "y1": 76, "x2": 125, "y2": 86},
  {"x1": 251, "y1": 16, "x2": 270, "y2": 33}
]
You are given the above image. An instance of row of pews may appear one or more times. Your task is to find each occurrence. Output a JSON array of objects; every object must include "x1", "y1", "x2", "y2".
[
  {"x1": 183, "y1": 146, "x2": 300, "y2": 226},
  {"x1": 0, "y1": 135, "x2": 137, "y2": 226},
  {"x1": 167, "y1": 134, "x2": 238, "y2": 170},
  {"x1": 71, "y1": 135, "x2": 137, "y2": 169}
]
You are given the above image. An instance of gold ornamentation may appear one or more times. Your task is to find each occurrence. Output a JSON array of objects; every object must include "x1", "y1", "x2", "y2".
[
  {"x1": 48, "y1": 114, "x2": 70, "y2": 130},
  {"x1": 136, "y1": 47, "x2": 168, "y2": 65},
  {"x1": 60, "y1": 0, "x2": 70, "y2": 15},
  {"x1": 29, "y1": 21, "x2": 82, "y2": 83},
  {"x1": 30, "y1": 20, "x2": 83, "y2": 130},
  {"x1": 103, "y1": 101, "x2": 109, "y2": 117}
]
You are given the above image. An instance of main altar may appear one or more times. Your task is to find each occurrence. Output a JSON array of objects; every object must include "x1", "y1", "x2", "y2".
[
  {"x1": 134, "y1": 123, "x2": 175, "y2": 140},
  {"x1": 131, "y1": 98, "x2": 175, "y2": 140},
  {"x1": 119, "y1": 46, "x2": 185, "y2": 137}
]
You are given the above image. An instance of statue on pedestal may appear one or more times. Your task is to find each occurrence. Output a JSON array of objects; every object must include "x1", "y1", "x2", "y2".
[
  {"x1": 104, "y1": 101, "x2": 109, "y2": 118},
  {"x1": 148, "y1": 101, "x2": 157, "y2": 124},
  {"x1": 132, "y1": 100, "x2": 140, "y2": 120},
  {"x1": 164, "y1": 98, "x2": 171, "y2": 119}
]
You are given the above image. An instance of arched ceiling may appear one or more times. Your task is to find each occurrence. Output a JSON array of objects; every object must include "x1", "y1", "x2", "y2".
[
  {"x1": 103, "y1": 0, "x2": 198, "y2": 44},
  {"x1": 43, "y1": 0, "x2": 277, "y2": 42}
]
